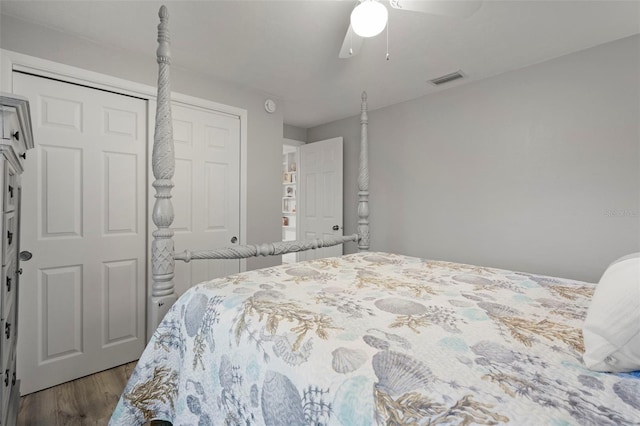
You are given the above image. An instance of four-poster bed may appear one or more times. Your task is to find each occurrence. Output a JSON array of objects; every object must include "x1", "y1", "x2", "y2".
[
  {"x1": 111, "y1": 6, "x2": 640, "y2": 425},
  {"x1": 147, "y1": 6, "x2": 369, "y2": 335}
]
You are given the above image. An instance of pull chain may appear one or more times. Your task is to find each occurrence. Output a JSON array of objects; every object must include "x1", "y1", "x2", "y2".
[
  {"x1": 350, "y1": 28, "x2": 354, "y2": 56},
  {"x1": 386, "y1": 20, "x2": 390, "y2": 61}
]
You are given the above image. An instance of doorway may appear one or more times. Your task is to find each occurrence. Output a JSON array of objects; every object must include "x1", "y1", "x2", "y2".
[{"x1": 282, "y1": 139, "x2": 304, "y2": 264}]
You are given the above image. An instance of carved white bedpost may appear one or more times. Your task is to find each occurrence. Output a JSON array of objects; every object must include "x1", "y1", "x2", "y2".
[
  {"x1": 148, "y1": 5, "x2": 177, "y2": 338},
  {"x1": 358, "y1": 91, "x2": 370, "y2": 251}
]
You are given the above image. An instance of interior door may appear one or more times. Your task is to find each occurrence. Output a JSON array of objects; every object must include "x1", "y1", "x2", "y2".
[
  {"x1": 298, "y1": 137, "x2": 343, "y2": 261},
  {"x1": 166, "y1": 103, "x2": 241, "y2": 297},
  {"x1": 15, "y1": 72, "x2": 147, "y2": 394}
]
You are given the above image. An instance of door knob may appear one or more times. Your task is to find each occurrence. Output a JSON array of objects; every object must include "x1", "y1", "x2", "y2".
[
  {"x1": 230, "y1": 236, "x2": 238, "y2": 243},
  {"x1": 332, "y1": 225, "x2": 341, "y2": 231},
  {"x1": 20, "y1": 251, "x2": 33, "y2": 261}
]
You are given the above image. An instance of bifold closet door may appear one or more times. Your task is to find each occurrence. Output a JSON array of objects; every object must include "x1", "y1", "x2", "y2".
[
  {"x1": 15, "y1": 72, "x2": 146, "y2": 394},
  {"x1": 168, "y1": 102, "x2": 241, "y2": 297}
]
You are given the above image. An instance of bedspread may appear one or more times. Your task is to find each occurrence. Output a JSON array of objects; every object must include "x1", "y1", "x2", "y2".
[{"x1": 110, "y1": 252, "x2": 640, "y2": 425}]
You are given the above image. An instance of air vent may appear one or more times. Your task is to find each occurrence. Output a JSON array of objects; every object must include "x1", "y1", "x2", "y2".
[{"x1": 429, "y1": 70, "x2": 465, "y2": 86}]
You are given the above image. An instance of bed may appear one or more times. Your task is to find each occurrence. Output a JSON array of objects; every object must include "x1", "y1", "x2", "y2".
[{"x1": 110, "y1": 6, "x2": 640, "y2": 425}]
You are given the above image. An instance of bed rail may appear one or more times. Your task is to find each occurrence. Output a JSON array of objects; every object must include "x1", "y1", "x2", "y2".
[
  {"x1": 149, "y1": 5, "x2": 370, "y2": 336},
  {"x1": 175, "y1": 234, "x2": 359, "y2": 262}
]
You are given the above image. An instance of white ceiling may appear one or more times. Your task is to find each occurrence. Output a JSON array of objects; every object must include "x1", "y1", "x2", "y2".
[{"x1": 1, "y1": 1, "x2": 638, "y2": 128}]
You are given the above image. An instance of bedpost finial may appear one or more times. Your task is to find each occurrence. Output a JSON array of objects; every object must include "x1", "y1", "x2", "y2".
[
  {"x1": 361, "y1": 91, "x2": 367, "y2": 102},
  {"x1": 159, "y1": 5, "x2": 169, "y2": 20},
  {"x1": 157, "y1": 5, "x2": 171, "y2": 64}
]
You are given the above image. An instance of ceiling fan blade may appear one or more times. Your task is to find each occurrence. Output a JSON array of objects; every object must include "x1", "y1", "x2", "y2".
[
  {"x1": 338, "y1": 24, "x2": 364, "y2": 59},
  {"x1": 388, "y1": 0, "x2": 482, "y2": 18}
]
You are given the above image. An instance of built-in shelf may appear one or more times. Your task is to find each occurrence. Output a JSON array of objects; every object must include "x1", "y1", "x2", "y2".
[{"x1": 282, "y1": 145, "x2": 299, "y2": 264}]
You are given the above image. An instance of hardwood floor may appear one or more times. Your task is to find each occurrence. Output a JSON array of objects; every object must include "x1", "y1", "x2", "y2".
[{"x1": 17, "y1": 362, "x2": 137, "y2": 426}]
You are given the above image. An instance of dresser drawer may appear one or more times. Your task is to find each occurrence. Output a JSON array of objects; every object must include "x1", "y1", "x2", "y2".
[
  {"x1": 2, "y1": 163, "x2": 17, "y2": 213},
  {"x1": 0, "y1": 258, "x2": 15, "y2": 322},
  {"x1": 0, "y1": 106, "x2": 16, "y2": 141},
  {"x1": 1, "y1": 303, "x2": 15, "y2": 376},
  {"x1": 1, "y1": 107, "x2": 26, "y2": 164},
  {"x1": 1, "y1": 343, "x2": 17, "y2": 425},
  {"x1": 1, "y1": 212, "x2": 16, "y2": 267}
]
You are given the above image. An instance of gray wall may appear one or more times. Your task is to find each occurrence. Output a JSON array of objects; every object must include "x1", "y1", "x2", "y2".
[
  {"x1": 309, "y1": 34, "x2": 640, "y2": 283},
  {"x1": 0, "y1": 15, "x2": 282, "y2": 270},
  {"x1": 283, "y1": 124, "x2": 307, "y2": 142}
]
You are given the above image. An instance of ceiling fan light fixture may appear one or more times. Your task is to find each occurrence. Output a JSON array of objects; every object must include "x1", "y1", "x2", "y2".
[{"x1": 351, "y1": 0, "x2": 388, "y2": 38}]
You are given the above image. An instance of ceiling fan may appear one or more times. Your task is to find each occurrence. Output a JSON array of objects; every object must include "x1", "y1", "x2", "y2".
[{"x1": 339, "y1": 0, "x2": 483, "y2": 59}]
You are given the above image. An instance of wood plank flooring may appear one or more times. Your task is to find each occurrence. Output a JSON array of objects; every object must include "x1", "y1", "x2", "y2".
[{"x1": 17, "y1": 362, "x2": 137, "y2": 426}]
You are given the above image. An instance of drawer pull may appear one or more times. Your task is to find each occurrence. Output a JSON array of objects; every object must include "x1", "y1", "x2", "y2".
[
  {"x1": 8, "y1": 185, "x2": 13, "y2": 198},
  {"x1": 4, "y1": 370, "x2": 8, "y2": 387},
  {"x1": 11, "y1": 131, "x2": 19, "y2": 141},
  {"x1": 7, "y1": 231, "x2": 13, "y2": 245},
  {"x1": 6, "y1": 276, "x2": 11, "y2": 293},
  {"x1": 11, "y1": 372, "x2": 16, "y2": 386},
  {"x1": 5, "y1": 322, "x2": 10, "y2": 339},
  {"x1": 20, "y1": 153, "x2": 26, "y2": 160}
]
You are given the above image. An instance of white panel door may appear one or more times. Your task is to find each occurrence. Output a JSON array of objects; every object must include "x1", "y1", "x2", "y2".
[
  {"x1": 165, "y1": 103, "x2": 240, "y2": 296},
  {"x1": 15, "y1": 73, "x2": 146, "y2": 394},
  {"x1": 298, "y1": 137, "x2": 343, "y2": 261}
]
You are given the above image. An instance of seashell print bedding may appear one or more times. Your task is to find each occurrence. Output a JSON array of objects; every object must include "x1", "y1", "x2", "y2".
[{"x1": 110, "y1": 252, "x2": 640, "y2": 425}]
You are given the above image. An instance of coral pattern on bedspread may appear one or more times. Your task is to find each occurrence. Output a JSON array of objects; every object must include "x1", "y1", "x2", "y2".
[{"x1": 110, "y1": 252, "x2": 640, "y2": 425}]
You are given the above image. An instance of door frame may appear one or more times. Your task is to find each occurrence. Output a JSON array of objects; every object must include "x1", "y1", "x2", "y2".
[{"x1": 0, "y1": 49, "x2": 249, "y2": 339}]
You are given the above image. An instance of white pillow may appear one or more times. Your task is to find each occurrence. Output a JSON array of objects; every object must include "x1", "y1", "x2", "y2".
[{"x1": 582, "y1": 253, "x2": 640, "y2": 372}]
